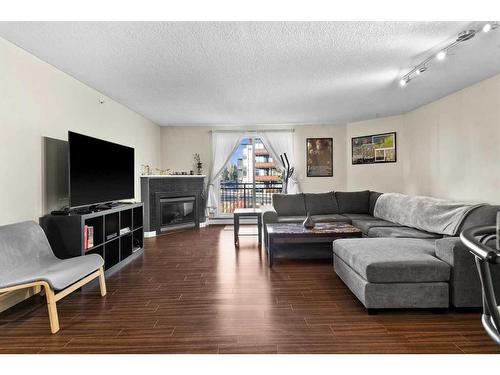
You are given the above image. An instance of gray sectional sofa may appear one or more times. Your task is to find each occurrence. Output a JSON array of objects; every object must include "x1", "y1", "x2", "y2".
[{"x1": 262, "y1": 190, "x2": 500, "y2": 310}]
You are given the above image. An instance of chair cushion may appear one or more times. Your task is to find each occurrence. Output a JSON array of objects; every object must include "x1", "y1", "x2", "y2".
[
  {"x1": 333, "y1": 238, "x2": 450, "y2": 283},
  {"x1": 351, "y1": 219, "x2": 402, "y2": 235},
  {"x1": 367, "y1": 226, "x2": 442, "y2": 239},
  {"x1": 272, "y1": 193, "x2": 306, "y2": 216},
  {"x1": 304, "y1": 192, "x2": 339, "y2": 215},
  {"x1": 335, "y1": 190, "x2": 370, "y2": 214},
  {"x1": 0, "y1": 221, "x2": 104, "y2": 291},
  {"x1": 0, "y1": 254, "x2": 104, "y2": 291},
  {"x1": 311, "y1": 214, "x2": 351, "y2": 223}
]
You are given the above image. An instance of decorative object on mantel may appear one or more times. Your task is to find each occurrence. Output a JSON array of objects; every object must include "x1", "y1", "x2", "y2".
[
  {"x1": 279, "y1": 153, "x2": 295, "y2": 194},
  {"x1": 193, "y1": 153, "x2": 203, "y2": 175},
  {"x1": 154, "y1": 168, "x2": 168, "y2": 175},
  {"x1": 351, "y1": 132, "x2": 396, "y2": 165},
  {"x1": 141, "y1": 164, "x2": 151, "y2": 176},
  {"x1": 141, "y1": 165, "x2": 172, "y2": 176},
  {"x1": 302, "y1": 211, "x2": 315, "y2": 229}
]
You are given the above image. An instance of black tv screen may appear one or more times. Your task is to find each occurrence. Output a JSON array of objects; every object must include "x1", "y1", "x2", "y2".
[{"x1": 69, "y1": 132, "x2": 134, "y2": 208}]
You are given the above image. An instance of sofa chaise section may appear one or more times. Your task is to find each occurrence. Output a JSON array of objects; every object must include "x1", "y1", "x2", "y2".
[{"x1": 333, "y1": 238, "x2": 450, "y2": 309}]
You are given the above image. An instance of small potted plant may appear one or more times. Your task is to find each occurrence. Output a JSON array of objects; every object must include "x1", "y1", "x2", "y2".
[{"x1": 194, "y1": 153, "x2": 202, "y2": 175}]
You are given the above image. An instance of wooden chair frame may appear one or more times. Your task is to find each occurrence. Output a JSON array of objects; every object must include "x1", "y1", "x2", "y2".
[{"x1": 0, "y1": 267, "x2": 106, "y2": 334}]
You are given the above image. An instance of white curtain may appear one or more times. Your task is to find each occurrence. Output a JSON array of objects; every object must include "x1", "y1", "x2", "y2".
[
  {"x1": 259, "y1": 131, "x2": 300, "y2": 194},
  {"x1": 207, "y1": 131, "x2": 244, "y2": 211}
]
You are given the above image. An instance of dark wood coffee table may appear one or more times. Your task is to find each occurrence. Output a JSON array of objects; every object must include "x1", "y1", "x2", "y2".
[{"x1": 266, "y1": 222, "x2": 362, "y2": 267}]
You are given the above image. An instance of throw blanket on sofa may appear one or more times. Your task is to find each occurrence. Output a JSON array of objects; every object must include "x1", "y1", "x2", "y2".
[{"x1": 374, "y1": 193, "x2": 485, "y2": 236}]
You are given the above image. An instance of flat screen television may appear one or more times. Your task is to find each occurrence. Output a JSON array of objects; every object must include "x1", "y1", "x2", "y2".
[{"x1": 69, "y1": 131, "x2": 134, "y2": 208}]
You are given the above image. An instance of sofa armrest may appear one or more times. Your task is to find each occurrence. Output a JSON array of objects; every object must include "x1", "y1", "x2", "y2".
[
  {"x1": 262, "y1": 206, "x2": 278, "y2": 224},
  {"x1": 435, "y1": 237, "x2": 464, "y2": 265},
  {"x1": 435, "y1": 237, "x2": 481, "y2": 307},
  {"x1": 261, "y1": 206, "x2": 277, "y2": 248}
]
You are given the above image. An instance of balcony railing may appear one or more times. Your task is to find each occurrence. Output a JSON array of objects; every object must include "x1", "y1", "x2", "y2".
[{"x1": 219, "y1": 181, "x2": 283, "y2": 214}]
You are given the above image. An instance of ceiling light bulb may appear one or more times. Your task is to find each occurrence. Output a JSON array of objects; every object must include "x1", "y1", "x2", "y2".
[
  {"x1": 436, "y1": 50, "x2": 447, "y2": 61},
  {"x1": 415, "y1": 69, "x2": 421, "y2": 75},
  {"x1": 399, "y1": 78, "x2": 408, "y2": 87},
  {"x1": 483, "y1": 23, "x2": 492, "y2": 33}
]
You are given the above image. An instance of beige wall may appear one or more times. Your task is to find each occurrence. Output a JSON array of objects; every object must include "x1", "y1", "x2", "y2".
[
  {"x1": 160, "y1": 124, "x2": 347, "y2": 193},
  {"x1": 0, "y1": 37, "x2": 162, "y2": 226},
  {"x1": 346, "y1": 73, "x2": 500, "y2": 204},
  {"x1": 403, "y1": 73, "x2": 500, "y2": 203}
]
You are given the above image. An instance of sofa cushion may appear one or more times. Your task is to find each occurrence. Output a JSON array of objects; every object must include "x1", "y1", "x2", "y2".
[
  {"x1": 341, "y1": 213, "x2": 378, "y2": 221},
  {"x1": 272, "y1": 193, "x2": 306, "y2": 216},
  {"x1": 276, "y1": 216, "x2": 306, "y2": 223},
  {"x1": 304, "y1": 192, "x2": 339, "y2": 215},
  {"x1": 351, "y1": 219, "x2": 402, "y2": 235},
  {"x1": 311, "y1": 214, "x2": 350, "y2": 223},
  {"x1": 367, "y1": 226, "x2": 442, "y2": 239},
  {"x1": 369, "y1": 191, "x2": 383, "y2": 215},
  {"x1": 333, "y1": 238, "x2": 450, "y2": 283},
  {"x1": 335, "y1": 190, "x2": 370, "y2": 214}
]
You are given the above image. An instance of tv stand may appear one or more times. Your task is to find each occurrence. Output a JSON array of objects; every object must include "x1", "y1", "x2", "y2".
[
  {"x1": 85, "y1": 201, "x2": 134, "y2": 212},
  {"x1": 40, "y1": 203, "x2": 144, "y2": 273}
]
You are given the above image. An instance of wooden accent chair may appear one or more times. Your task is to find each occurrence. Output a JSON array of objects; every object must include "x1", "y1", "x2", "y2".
[{"x1": 0, "y1": 221, "x2": 106, "y2": 333}]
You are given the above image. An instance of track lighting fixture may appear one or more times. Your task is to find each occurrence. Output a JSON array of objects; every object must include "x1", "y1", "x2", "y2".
[
  {"x1": 399, "y1": 22, "x2": 498, "y2": 87},
  {"x1": 482, "y1": 22, "x2": 499, "y2": 33},
  {"x1": 436, "y1": 50, "x2": 447, "y2": 61}
]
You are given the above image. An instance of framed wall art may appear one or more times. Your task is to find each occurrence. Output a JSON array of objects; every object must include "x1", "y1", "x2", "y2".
[
  {"x1": 306, "y1": 138, "x2": 333, "y2": 177},
  {"x1": 351, "y1": 132, "x2": 396, "y2": 165}
]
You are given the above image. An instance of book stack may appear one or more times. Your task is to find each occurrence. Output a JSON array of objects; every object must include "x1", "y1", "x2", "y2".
[{"x1": 83, "y1": 225, "x2": 94, "y2": 250}]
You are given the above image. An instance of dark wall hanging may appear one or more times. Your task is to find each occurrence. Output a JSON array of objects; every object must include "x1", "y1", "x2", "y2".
[
  {"x1": 306, "y1": 138, "x2": 333, "y2": 177},
  {"x1": 351, "y1": 132, "x2": 397, "y2": 165}
]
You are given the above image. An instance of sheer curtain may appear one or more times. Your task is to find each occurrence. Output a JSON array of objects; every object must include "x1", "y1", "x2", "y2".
[
  {"x1": 259, "y1": 130, "x2": 300, "y2": 194},
  {"x1": 206, "y1": 131, "x2": 244, "y2": 212}
]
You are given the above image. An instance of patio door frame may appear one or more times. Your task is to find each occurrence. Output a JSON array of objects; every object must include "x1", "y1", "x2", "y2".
[{"x1": 215, "y1": 132, "x2": 268, "y2": 218}]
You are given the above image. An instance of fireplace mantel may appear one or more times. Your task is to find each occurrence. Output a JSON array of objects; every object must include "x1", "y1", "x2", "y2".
[{"x1": 141, "y1": 176, "x2": 206, "y2": 236}]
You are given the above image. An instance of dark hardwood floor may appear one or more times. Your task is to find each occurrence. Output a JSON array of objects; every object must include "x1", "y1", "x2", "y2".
[{"x1": 1, "y1": 225, "x2": 499, "y2": 354}]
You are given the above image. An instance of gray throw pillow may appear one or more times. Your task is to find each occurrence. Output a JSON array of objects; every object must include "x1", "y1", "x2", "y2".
[
  {"x1": 304, "y1": 192, "x2": 339, "y2": 215},
  {"x1": 272, "y1": 193, "x2": 306, "y2": 216},
  {"x1": 336, "y1": 190, "x2": 370, "y2": 214}
]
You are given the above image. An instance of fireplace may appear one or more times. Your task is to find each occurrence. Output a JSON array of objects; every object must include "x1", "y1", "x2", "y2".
[
  {"x1": 141, "y1": 175, "x2": 205, "y2": 236},
  {"x1": 159, "y1": 196, "x2": 196, "y2": 232}
]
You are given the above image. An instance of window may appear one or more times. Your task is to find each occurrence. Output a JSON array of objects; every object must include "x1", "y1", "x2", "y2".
[{"x1": 218, "y1": 137, "x2": 282, "y2": 215}]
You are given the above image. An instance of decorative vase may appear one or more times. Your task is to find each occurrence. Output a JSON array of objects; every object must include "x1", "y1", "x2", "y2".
[
  {"x1": 303, "y1": 212, "x2": 315, "y2": 229},
  {"x1": 197, "y1": 162, "x2": 203, "y2": 175}
]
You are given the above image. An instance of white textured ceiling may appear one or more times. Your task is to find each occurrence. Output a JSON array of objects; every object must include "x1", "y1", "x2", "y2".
[{"x1": 1, "y1": 22, "x2": 500, "y2": 126}]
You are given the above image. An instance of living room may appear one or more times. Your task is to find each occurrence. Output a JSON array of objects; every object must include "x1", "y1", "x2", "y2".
[{"x1": 1, "y1": 1, "x2": 500, "y2": 372}]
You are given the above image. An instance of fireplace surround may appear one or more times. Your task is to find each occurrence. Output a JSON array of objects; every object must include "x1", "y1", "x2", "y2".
[{"x1": 141, "y1": 176, "x2": 206, "y2": 236}]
